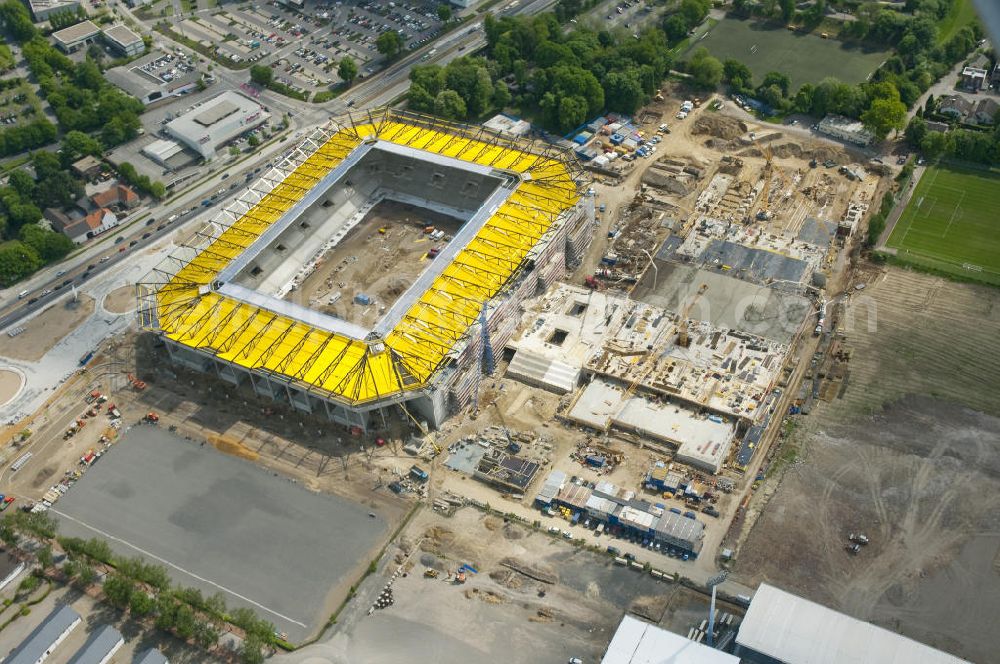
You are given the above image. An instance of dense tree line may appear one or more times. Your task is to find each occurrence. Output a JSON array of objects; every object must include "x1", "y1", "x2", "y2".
[
  {"x1": 905, "y1": 115, "x2": 1000, "y2": 165},
  {"x1": 408, "y1": 13, "x2": 675, "y2": 132}
]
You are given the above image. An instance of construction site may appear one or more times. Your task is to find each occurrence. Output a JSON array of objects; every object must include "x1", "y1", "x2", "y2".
[
  {"x1": 1, "y1": 87, "x2": 942, "y2": 659},
  {"x1": 138, "y1": 108, "x2": 590, "y2": 433}
]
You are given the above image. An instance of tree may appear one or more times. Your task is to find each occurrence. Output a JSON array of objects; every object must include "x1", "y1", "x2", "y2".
[
  {"x1": 437, "y1": 3, "x2": 451, "y2": 22},
  {"x1": 129, "y1": 590, "x2": 156, "y2": 618},
  {"x1": 0, "y1": 0, "x2": 38, "y2": 43},
  {"x1": 723, "y1": 59, "x2": 753, "y2": 92},
  {"x1": 779, "y1": 0, "x2": 795, "y2": 22},
  {"x1": 249, "y1": 65, "x2": 273, "y2": 87},
  {"x1": 861, "y1": 97, "x2": 907, "y2": 140},
  {"x1": 376, "y1": 30, "x2": 402, "y2": 59},
  {"x1": 36, "y1": 546, "x2": 53, "y2": 570},
  {"x1": 433, "y1": 89, "x2": 467, "y2": 119},
  {"x1": 492, "y1": 80, "x2": 511, "y2": 109},
  {"x1": 338, "y1": 56, "x2": 358, "y2": 86},
  {"x1": 603, "y1": 70, "x2": 645, "y2": 114},
  {"x1": 61, "y1": 130, "x2": 103, "y2": 162},
  {"x1": 102, "y1": 573, "x2": 136, "y2": 609},
  {"x1": 0, "y1": 241, "x2": 41, "y2": 286},
  {"x1": 19, "y1": 225, "x2": 73, "y2": 262},
  {"x1": 919, "y1": 130, "x2": 950, "y2": 161},
  {"x1": 688, "y1": 48, "x2": 723, "y2": 90},
  {"x1": 240, "y1": 634, "x2": 266, "y2": 664}
]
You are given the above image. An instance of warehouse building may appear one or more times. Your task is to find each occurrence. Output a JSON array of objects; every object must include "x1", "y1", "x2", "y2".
[
  {"x1": 536, "y1": 472, "x2": 705, "y2": 556},
  {"x1": 735, "y1": 583, "x2": 970, "y2": 664},
  {"x1": 602, "y1": 615, "x2": 739, "y2": 664},
  {"x1": 66, "y1": 625, "x2": 124, "y2": 664},
  {"x1": 139, "y1": 109, "x2": 588, "y2": 432},
  {"x1": 102, "y1": 24, "x2": 144, "y2": 57},
  {"x1": 51, "y1": 20, "x2": 100, "y2": 53},
  {"x1": 5, "y1": 604, "x2": 81, "y2": 664},
  {"x1": 27, "y1": 0, "x2": 80, "y2": 21},
  {"x1": 164, "y1": 91, "x2": 269, "y2": 160}
]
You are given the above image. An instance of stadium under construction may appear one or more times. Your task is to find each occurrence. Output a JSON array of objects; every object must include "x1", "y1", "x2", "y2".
[{"x1": 138, "y1": 109, "x2": 592, "y2": 432}]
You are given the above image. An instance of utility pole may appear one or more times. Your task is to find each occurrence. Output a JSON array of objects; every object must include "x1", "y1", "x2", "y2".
[{"x1": 706, "y1": 571, "x2": 728, "y2": 648}]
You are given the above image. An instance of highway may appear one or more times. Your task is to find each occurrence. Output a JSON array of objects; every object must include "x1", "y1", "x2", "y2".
[{"x1": 0, "y1": 0, "x2": 559, "y2": 331}]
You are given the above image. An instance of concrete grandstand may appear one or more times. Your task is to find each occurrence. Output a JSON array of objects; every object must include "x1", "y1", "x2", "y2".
[{"x1": 138, "y1": 109, "x2": 589, "y2": 431}]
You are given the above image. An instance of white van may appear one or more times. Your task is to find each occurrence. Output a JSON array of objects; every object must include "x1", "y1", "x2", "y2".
[{"x1": 17, "y1": 290, "x2": 29, "y2": 299}]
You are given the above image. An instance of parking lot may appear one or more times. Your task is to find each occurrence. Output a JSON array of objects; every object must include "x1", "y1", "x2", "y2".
[
  {"x1": 148, "y1": 0, "x2": 448, "y2": 96},
  {"x1": 0, "y1": 79, "x2": 42, "y2": 128},
  {"x1": 52, "y1": 426, "x2": 391, "y2": 643}
]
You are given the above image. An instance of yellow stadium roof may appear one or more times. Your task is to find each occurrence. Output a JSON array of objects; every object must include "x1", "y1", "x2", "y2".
[{"x1": 142, "y1": 111, "x2": 580, "y2": 406}]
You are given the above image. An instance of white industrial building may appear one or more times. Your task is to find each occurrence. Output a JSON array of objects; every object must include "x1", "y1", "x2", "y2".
[
  {"x1": 817, "y1": 115, "x2": 874, "y2": 147},
  {"x1": 164, "y1": 91, "x2": 269, "y2": 160},
  {"x1": 51, "y1": 20, "x2": 100, "y2": 53},
  {"x1": 735, "y1": 583, "x2": 970, "y2": 664},
  {"x1": 102, "y1": 24, "x2": 145, "y2": 57},
  {"x1": 27, "y1": 0, "x2": 80, "y2": 21},
  {"x1": 602, "y1": 615, "x2": 740, "y2": 664}
]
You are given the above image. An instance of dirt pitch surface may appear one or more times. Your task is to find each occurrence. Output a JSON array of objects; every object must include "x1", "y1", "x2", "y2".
[
  {"x1": 52, "y1": 425, "x2": 389, "y2": 643},
  {"x1": 103, "y1": 284, "x2": 136, "y2": 314},
  {"x1": 1, "y1": 295, "x2": 94, "y2": 362},
  {"x1": 0, "y1": 369, "x2": 22, "y2": 407},
  {"x1": 735, "y1": 267, "x2": 1000, "y2": 663},
  {"x1": 288, "y1": 199, "x2": 463, "y2": 328}
]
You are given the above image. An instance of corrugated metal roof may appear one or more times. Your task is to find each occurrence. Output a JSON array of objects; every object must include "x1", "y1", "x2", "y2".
[
  {"x1": 5, "y1": 604, "x2": 81, "y2": 664},
  {"x1": 134, "y1": 649, "x2": 169, "y2": 664},
  {"x1": 67, "y1": 624, "x2": 124, "y2": 664},
  {"x1": 602, "y1": 615, "x2": 740, "y2": 664},
  {"x1": 736, "y1": 584, "x2": 970, "y2": 664}
]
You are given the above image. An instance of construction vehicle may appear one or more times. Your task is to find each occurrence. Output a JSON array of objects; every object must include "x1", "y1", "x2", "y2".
[
  {"x1": 423, "y1": 568, "x2": 439, "y2": 579},
  {"x1": 849, "y1": 533, "x2": 869, "y2": 545},
  {"x1": 143, "y1": 412, "x2": 159, "y2": 424},
  {"x1": 584, "y1": 275, "x2": 602, "y2": 290}
]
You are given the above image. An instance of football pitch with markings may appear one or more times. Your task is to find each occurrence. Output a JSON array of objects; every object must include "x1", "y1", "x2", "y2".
[{"x1": 887, "y1": 165, "x2": 1000, "y2": 284}]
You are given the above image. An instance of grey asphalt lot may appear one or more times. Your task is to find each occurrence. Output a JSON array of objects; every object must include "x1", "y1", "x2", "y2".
[{"x1": 52, "y1": 426, "x2": 387, "y2": 642}]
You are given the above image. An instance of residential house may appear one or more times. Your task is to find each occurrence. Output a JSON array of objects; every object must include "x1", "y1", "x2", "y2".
[
  {"x1": 938, "y1": 95, "x2": 974, "y2": 120},
  {"x1": 973, "y1": 98, "x2": 1000, "y2": 125},
  {"x1": 46, "y1": 207, "x2": 119, "y2": 244},
  {"x1": 960, "y1": 66, "x2": 988, "y2": 92},
  {"x1": 91, "y1": 183, "x2": 139, "y2": 210}
]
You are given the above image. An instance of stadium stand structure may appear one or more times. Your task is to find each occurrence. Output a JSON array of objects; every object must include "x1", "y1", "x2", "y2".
[{"x1": 138, "y1": 109, "x2": 590, "y2": 431}]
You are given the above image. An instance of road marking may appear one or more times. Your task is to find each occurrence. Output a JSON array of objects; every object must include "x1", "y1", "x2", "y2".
[{"x1": 51, "y1": 509, "x2": 307, "y2": 628}]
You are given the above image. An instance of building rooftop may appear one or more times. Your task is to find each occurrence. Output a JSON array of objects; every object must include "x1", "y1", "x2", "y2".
[
  {"x1": 66, "y1": 624, "x2": 123, "y2": 664},
  {"x1": 51, "y1": 20, "x2": 100, "y2": 45},
  {"x1": 737, "y1": 584, "x2": 970, "y2": 664},
  {"x1": 103, "y1": 23, "x2": 143, "y2": 48},
  {"x1": 5, "y1": 604, "x2": 81, "y2": 664},
  {"x1": 602, "y1": 615, "x2": 740, "y2": 664},
  {"x1": 134, "y1": 649, "x2": 169, "y2": 664}
]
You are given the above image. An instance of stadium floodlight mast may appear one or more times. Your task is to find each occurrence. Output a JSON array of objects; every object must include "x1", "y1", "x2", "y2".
[{"x1": 706, "y1": 571, "x2": 728, "y2": 648}]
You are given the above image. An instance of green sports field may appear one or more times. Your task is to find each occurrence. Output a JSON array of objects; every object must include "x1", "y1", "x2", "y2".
[
  {"x1": 689, "y1": 18, "x2": 889, "y2": 90},
  {"x1": 887, "y1": 165, "x2": 1000, "y2": 285}
]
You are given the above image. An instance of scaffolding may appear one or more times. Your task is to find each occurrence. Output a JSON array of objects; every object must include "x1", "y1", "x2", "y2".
[{"x1": 138, "y1": 109, "x2": 583, "y2": 409}]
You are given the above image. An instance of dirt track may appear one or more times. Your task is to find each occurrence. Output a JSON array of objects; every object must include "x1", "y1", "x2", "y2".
[
  {"x1": 735, "y1": 266, "x2": 1000, "y2": 663},
  {"x1": 1, "y1": 296, "x2": 95, "y2": 362}
]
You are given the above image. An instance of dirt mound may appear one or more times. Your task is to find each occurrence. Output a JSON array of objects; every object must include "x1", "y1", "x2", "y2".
[
  {"x1": 500, "y1": 557, "x2": 558, "y2": 584},
  {"x1": 489, "y1": 568, "x2": 527, "y2": 590},
  {"x1": 630, "y1": 594, "x2": 669, "y2": 622},
  {"x1": 692, "y1": 114, "x2": 746, "y2": 140},
  {"x1": 465, "y1": 587, "x2": 506, "y2": 604},
  {"x1": 483, "y1": 516, "x2": 501, "y2": 531},
  {"x1": 738, "y1": 142, "x2": 849, "y2": 165},
  {"x1": 503, "y1": 523, "x2": 524, "y2": 540}
]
